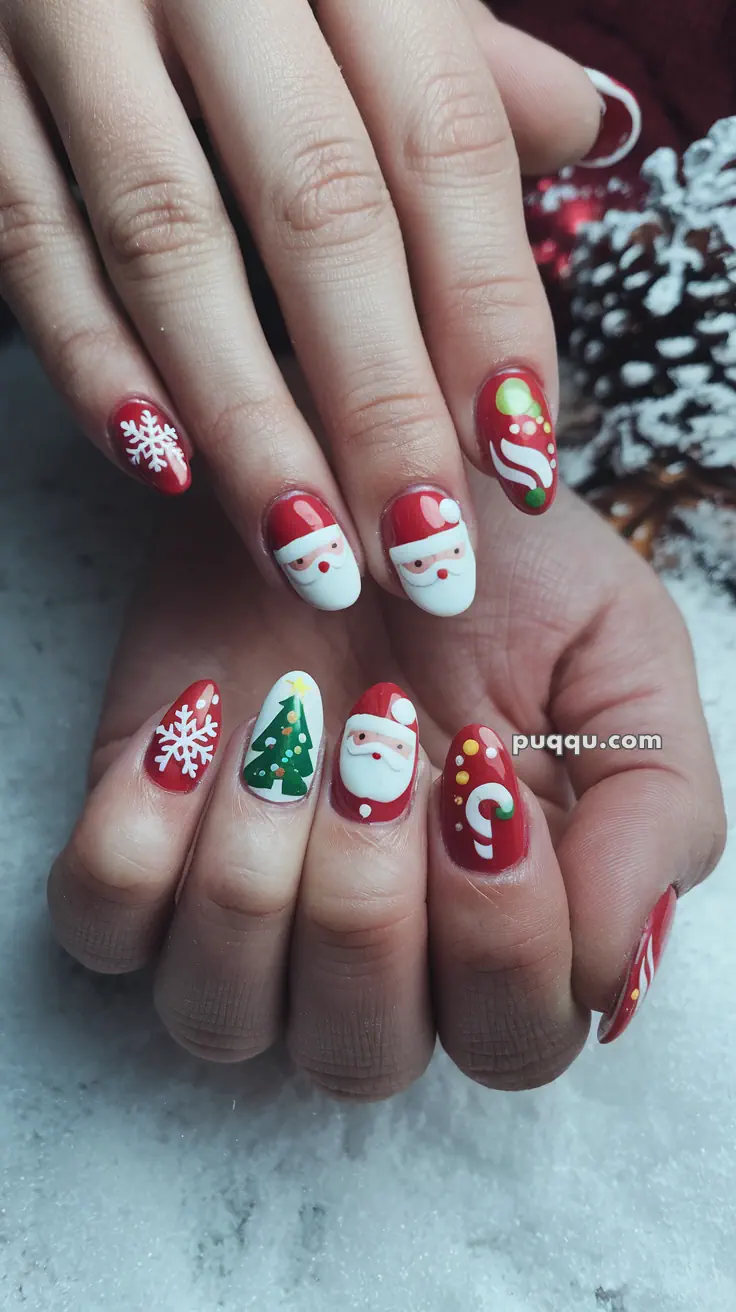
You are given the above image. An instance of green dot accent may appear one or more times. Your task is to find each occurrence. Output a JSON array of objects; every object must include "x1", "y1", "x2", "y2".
[
  {"x1": 495, "y1": 376, "x2": 533, "y2": 416},
  {"x1": 495, "y1": 803, "x2": 515, "y2": 820},
  {"x1": 525, "y1": 487, "x2": 546, "y2": 509}
]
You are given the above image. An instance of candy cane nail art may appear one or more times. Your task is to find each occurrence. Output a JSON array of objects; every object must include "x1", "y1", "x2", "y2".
[
  {"x1": 108, "y1": 398, "x2": 191, "y2": 495},
  {"x1": 598, "y1": 886, "x2": 677, "y2": 1044},
  {"x1": 580, "y1": 70, "x2": 642, "y2": 170},
  {"x1": 144, "y1": 680, "x2": 221, "y2": 793},
  {"x1": 475, "y1": 369, "x2": 557, "y2": 516},
  {"x1": 441, "y1": 724, "x2": 526, "y2": 873}
]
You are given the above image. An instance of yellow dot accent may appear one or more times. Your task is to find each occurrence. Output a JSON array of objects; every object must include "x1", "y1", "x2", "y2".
[
  {"x1": 631, "y1": 988, "x2": 640, "y2": 1001},
  {"x1": 287, "y1": 711, "x2": 298, "y2": 724},
  {"x1": 462, "y1": 739, "x2": 479, "y2": 756},
  {"x1": 454, "y1": 796, "x2": 463, "y2": 806},
  {"x1": 455, "y1": 770, "x2": 470, "y2": 786},
  {"x1": 294, "y1": 746, "x2": 302, "y2": 755},
  {"x1": 543, "y1": 422, "x2": 552, "y2": 434}
]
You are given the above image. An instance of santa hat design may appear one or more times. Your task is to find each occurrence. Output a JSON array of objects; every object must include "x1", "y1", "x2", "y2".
[
  {"x1": 269, "y1": 494, "x2": 342, "y2": 566},
  {"x1": 344, "y1": 683, "x2": 418, "y2": 750},
  {"x1": 387, "y1": 491, "x2": 467, "y2": 567}
]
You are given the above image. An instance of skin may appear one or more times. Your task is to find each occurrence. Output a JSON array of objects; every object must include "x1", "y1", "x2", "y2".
[
  {"x1": 0, "y1": 0, "x2": 601, "y2": 605},
  {"x1": 48, "y1": 460, "x2": 726, "y2": 1099}
]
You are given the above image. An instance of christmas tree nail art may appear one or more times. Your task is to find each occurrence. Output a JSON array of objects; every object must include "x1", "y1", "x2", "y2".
[
  {"x1": 108, "y1": 398, "x2": 191, "y2": 495},
  {"x1": 243, "y1": 671, "x2": 323, "y2": 802},
  {"x1": 441, "y1": 724, "x2": 526, "y2": 872},
  {"x1": 476, "y1": 369, "x2": 557, "y2": 515}
]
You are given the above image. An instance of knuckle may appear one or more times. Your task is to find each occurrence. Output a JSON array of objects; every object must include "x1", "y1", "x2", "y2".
[
  {"x1": 156, "y1": 982, "x2": 275, "y2": 1064},
  {"x1": 404, "y1": 67, "x2": 514, "y2": 181},
  {"x1": 102, "y1": 175, "x2": 225, "y2": 275},
  {"x1": 453, "y1": 1014, "x2": 579, "y2": 1092},
  {"x1": 202, "y1": 391, "x2": 294, "y2": 463},
  {"x1": 444, "y1": 266, "x2": 543, "y2": 332},
  {"x1": 272, "y1": 135, "x2": 393, "y2": 251},
  {"x1": 50, "y1": 322, "x2": 122, "y2": 400},
  {"x1": 0, "y1": 196, "x2": 65, "y2": 283},
  {"x1": 340, "y1": 382, "x2": 442, "y2": 462},
  {"x1": 47, "y1": 852, "x2": 164, "y2": 975}
]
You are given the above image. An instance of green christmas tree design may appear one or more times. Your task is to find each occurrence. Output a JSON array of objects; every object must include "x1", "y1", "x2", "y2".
[{"x1": 243, "y1": 689, "x2": 314, "y2": 796}]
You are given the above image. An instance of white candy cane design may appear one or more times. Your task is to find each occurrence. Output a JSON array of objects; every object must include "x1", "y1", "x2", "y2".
[
  {"x1": 632, "y1": 932, "x2": 656, "y2": 1017},
  {"x1": 465, "y1": 782, "x2": 515, "y2": 860},
  {"x1": 489, "y1": 438, "x2": 555, "y2": 493}
]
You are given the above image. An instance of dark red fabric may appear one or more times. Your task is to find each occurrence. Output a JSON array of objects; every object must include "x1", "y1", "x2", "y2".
[{"x1": 492, "y1": 0, "x2": 736, "y2": 159}]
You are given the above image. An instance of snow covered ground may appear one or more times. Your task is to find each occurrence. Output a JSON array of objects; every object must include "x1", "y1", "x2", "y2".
[{"x1": 1, "y1": 342, "x2": 735, "y2": 1312}]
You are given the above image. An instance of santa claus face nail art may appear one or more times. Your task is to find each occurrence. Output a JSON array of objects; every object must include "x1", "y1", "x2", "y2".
[
  {"x1": 476, "y1": 369, "x2": 557, "y2": 515},
  {"x1": 580, "y1": 70, "x2": 642, "y2": 170},
  {"x1": 385, "y1": 490, "x2": 476, "y2": 616},
  {"x1": 267, "y1": 493, "x2": 361, "y2": 612},
  {"x1": 144, "y1": 680, "x2": 221, "y2": 793},
  {"x1": 243, "y1": 670, "x2": 323, "y2": 802},
  {"x1": 441, "y1": 724, "x2": 526, "y2": 873},
  {"x1": 598, "y1": 886, "x2": 677, "y2": 1044},
  {"x1": 108, "y1": 398, "x2": 191, "y2": 495},
  {"x1": 332, "y1": 683, "x2": 419, "y2": 824}
]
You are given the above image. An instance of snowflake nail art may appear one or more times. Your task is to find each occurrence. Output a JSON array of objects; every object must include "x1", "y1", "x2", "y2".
[
  {"x1": 144, "y1": 680, "x2": 221, "y2": 793},
  {"x1": 108, "y1": 398, "x2": 191, "y2": 495}
]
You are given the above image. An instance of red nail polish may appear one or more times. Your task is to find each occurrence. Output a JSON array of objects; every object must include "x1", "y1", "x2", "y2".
[
  {"x1": 580, "y1": 69, "x2": 642, "y2": 170},
  {"x1": 332, "y1": 683, "x2": 418, "y2": 824},
  {"x1": 144, "y1": 680, "x2": 221, "y2": 793},
  {"x1": 266, "y1": 492, "x2": 361, "y2": 612},
  {"x1": 108, "y1": 398, "x2": 191, "y2": 495},
  {"x1": 441, "y1": 724, "x2": 526, "y2": 873},
  {"x1": 384, "y1": 488, "x2": 476, "y2": 616},
  {"x1": 475, "y1": 369, "x2": 557, "y2": 515},
  {"x1": 598, "y1": 886, "x2": 677, "y2": 1044}
]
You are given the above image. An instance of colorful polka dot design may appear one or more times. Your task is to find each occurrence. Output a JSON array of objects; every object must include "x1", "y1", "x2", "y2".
[{"x1": 475, "y1": 369, "x2": 558, "y2": 516}]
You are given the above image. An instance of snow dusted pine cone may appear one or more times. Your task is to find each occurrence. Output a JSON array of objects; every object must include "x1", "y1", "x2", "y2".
[{"x1": 564, "y1": 116, "x2": 736, "y2": 499}]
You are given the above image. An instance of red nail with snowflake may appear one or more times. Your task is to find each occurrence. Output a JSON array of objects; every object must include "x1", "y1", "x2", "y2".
[
  {"x1": 144, "y1": 680, "x2": 221, "y2": 793},
  {"x1": 476, "y1": 369, "x2": 557, "y2": 515},
  {"x1": 441, "y1": 724, "x2": 526, "y2": 873},
  {"x1": 332, "y1": 683, "x2": 419, "y2": 824},
  {"x1": 108, "y1": 398, "x2": 191, "y2": 495},
  {"x1": 598, "y1": 886, "x2": 677, "y2": 1044}
]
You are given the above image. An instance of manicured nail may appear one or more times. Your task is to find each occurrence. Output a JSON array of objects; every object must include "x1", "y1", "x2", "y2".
[
  {"x1": 242, "y1": 670, "x2": 323, "y2": 802},
  {"x1": 598, "y1": 886, "x2": 677, "y2": 1044},
  {"x1": 441, "y1": 724, "x2": 526, "y2": 873},
  {"x1": 266, "y1": 492, "x2": 361, "y2": 612},
  {"x1": 580, "y1": 69, "x2": 642, "y2": 169},
  {"x1": 384, "y1": 489, "x2": 476, "y2": 617},
  {"x1": 108, "y1": 398, "x2": 191, "y2": 495},
  {"x1": 332, "y1": 683, "x2": 418, "y2": 824},
  {"x1": 144, "y1": 680, "x2": 221, "y2": 793},
  {"x1": 475, "y1": 369, "x2": 557, "y2": 515}
]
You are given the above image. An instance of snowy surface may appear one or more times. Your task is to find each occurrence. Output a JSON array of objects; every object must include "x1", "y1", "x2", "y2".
[{"x1": 1, "y1": 342, "x2": 736, "y2": 1312}]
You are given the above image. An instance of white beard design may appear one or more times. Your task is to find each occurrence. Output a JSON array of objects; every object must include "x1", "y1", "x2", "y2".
[{"x1": 339, "y1": 736, "x2": 415, "y2": 803}]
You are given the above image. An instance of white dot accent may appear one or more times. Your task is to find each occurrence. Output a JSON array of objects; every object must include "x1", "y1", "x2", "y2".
[
  {"x1": 547, "y1": 444, "x2": 555, "y2": 454},
  {"x1": 359, "y1": 804, "x2": 372, "y2": 819},
  {"x1": 455, "y1": 823, "x2": 463, "y2": 832},
  {"x1": 391, "y1": 697, "x2": 416, "y2": 727},
  {"x1": 550, "y1": 459, "x2": 557, "y2": 469},
  {"x1": 438, "y1": 497, "x2": 461, "y2": 525},
  {"x1": 211, "y1": 694, "x2": 220, "y2": 706},
  {"x1": 523, "y1": 421, "x2": 537, "y2": 436},
  {"x1": 271, "y1": 763, "x2": 279, "y2": 772},
  {"x1": 485, "y1": 746, "x2": 498, "y2": 759},
  {"x1": 536, "y1": 416, "x2": 543, "y2": 425},
  {"x1": 196, "y1": 699, "x2": 206, "y2": 709},
  {"x1": 298, "y1": 733, "x2": 307, "y2": 743},
  {"x1": 455, "y1": 755, "x2": 464, "y2": 766},
  {"x1": 509, "y1": 423, "x2": 521, "y2": 435},
  {"x1": 265, "y1": 736, "x2": 276, "y2": 747}
]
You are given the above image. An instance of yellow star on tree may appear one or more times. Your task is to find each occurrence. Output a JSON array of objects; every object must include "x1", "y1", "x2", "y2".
[{"x1": 287, "y1": 676, "x2": 312, "y2": 699}]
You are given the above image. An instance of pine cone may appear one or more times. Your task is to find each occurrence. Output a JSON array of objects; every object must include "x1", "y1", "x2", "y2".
[{"x1": 565, "y1": 117, "x2": 736, "y2": 493}]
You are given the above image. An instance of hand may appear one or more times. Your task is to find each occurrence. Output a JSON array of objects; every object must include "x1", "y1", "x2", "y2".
[
  {"x1": 48, "y1": 470, "x2": 724, "y2": 1096},
  {"x1": 0, "y1": 0, "x2": 639, "y2": 621}
]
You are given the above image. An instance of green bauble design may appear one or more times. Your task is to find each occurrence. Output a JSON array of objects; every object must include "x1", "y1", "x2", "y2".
[
  {"x1": 525, "y1": 487, "x2": 546, "y2": 509},
  {"x1": 495, "y1": 802, "x2": 515, "y2": 820},
  {"x1": 495, "y1": 376, "x2": 533, "y2": 417}
]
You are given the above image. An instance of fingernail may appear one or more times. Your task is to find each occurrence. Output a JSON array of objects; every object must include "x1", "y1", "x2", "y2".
[
  {"x1": 266, "y1": 493, "x2": 361, "y2": 612},
  {"x1": 598, "y1": 886, "x2": 677, "y2": 1044},
  {"x1": 242, "y1": 670, "x2": 323, "y2": 802},
  {"x1": 332, "y1": 683, "x2": 418, "y2": 824},
  {"x1": 384, "y1": 488, "x2": 476, "y2": 617},
  {"x1": 144, "y1": 680, "x2": 221, "y2": 793},
  {"x1": 108, "y1": 398, "x2": 191, "y2": 495},
  {"x1": 580, "y1": 69, "x2": 642, "y2": 169},
  {"x1": 475, "y1": 369, "x2": 557, "y2": 515},
  {"x1": 441, "y1": 724, "x2": 526, "y2": 872}
]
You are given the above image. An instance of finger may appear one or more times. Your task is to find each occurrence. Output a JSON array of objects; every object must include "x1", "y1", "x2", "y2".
[
  {"x1": 19, "y1": 3, "x2": 362, "y2": 611},
  {"x1": 48, "y1": 680, "x2": 222, "y2": 973},
  {"x1": 155, "y1": 671, "x2": 324, "y2": 1061},
  {"x1": 320, "y1": 0, "x2": 560, "y2": 520},
  {"x1": 168, "y1": 0, "x2": 478, "y2": 616},
  {"x1": 0, "y1": 54, "x2": 191, "y2": 493},
  {"x1": 550, "y1": 561, "x2": 726, "y2": 1043},
  {"x1": 459, "y1": 1, "x2": 604, "y2": 173},
  {"x1": 429, "y1": 721, "x2": 587, "y2": 1090},
  {"x1": 288, "y1": 683, "x2": 433, "y2": 1101}
]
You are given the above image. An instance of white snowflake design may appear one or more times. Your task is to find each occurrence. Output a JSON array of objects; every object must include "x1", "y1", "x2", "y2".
[
  {"x1": 120, "y1": 408, "x2": 187, "y2": 475},
  {"x1": 154, "y1": 703, "x2": 219, "y2": 779}
]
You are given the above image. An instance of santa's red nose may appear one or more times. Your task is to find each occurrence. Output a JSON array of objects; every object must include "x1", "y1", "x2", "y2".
[
  {"x1": 437, "y1": 568, "x2": 449, "y2": 580},
  {"x1": 372, "y1": 751, "x2": 381, "y2": 760},
  {"x1": 318, "y1": 560, "x2": 330, "y2": 573}
]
